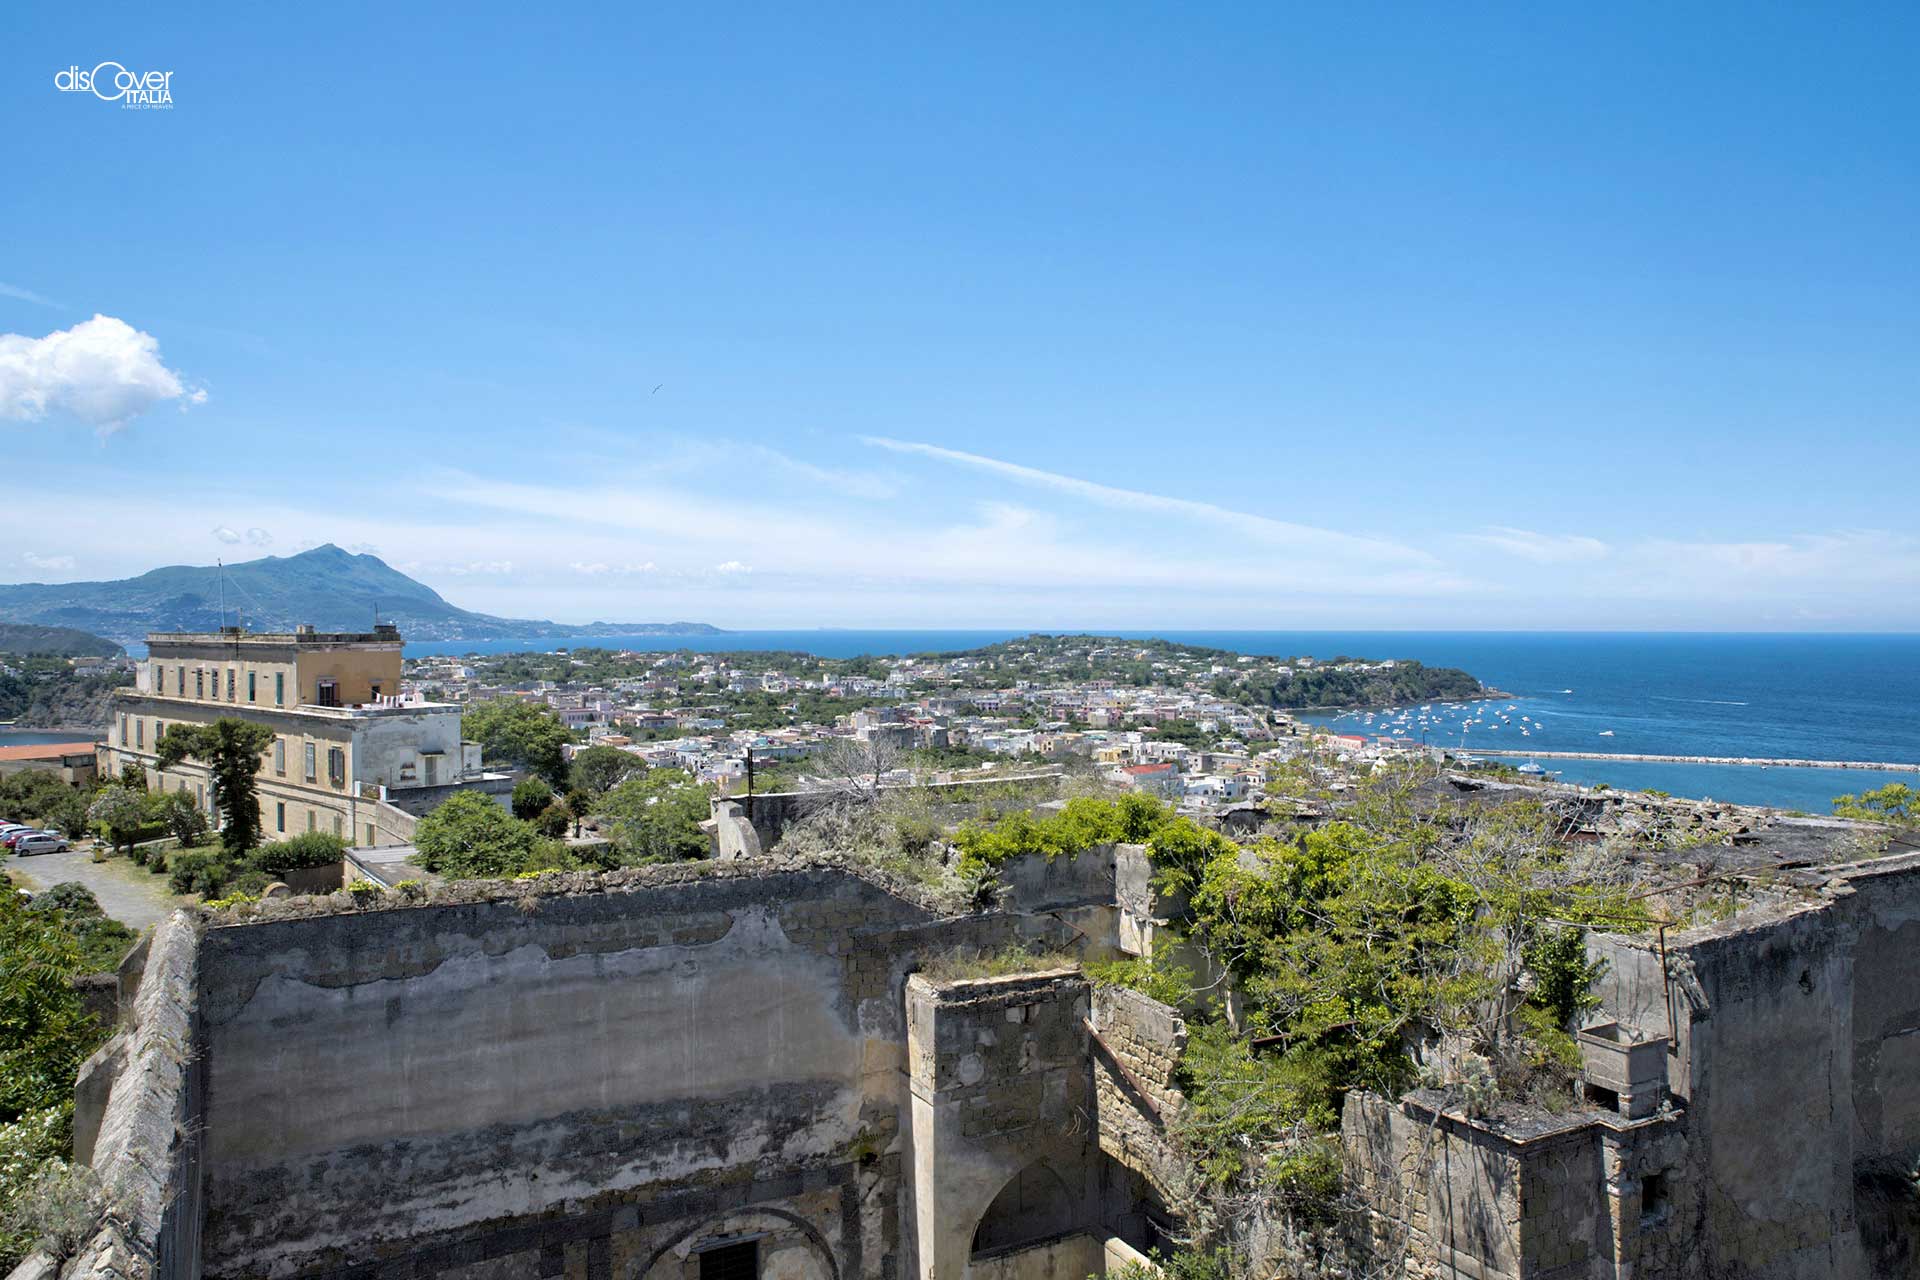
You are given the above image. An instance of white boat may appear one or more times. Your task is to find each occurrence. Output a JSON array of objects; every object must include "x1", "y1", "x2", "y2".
[{"x1": 1599, "y1": 730, "x2": 1615, "y2": 737}]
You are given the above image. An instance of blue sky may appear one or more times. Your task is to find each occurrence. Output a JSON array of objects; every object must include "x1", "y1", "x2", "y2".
[{"x1": 4, "y1": 4, "x2": 1917, "y2": 629}]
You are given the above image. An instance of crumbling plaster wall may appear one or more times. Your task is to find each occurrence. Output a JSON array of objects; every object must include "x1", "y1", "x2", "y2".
[{"x1": 194, "y1": 865, "x2": 1074, "y2": 1280}]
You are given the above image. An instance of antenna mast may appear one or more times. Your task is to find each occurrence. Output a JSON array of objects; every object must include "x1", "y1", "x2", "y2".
[{"x1": 217, "y1": 560, "x2": 227, "y2": 629}]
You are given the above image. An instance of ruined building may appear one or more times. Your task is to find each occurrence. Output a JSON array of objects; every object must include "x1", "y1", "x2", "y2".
[{"x1": 28, "y1": 815, "x2": 1920, "y2": 1280}]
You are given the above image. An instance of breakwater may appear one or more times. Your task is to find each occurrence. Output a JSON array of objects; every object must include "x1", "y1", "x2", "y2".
[{"x1": 1458, "y1": 749, "x2": 1920, "y2": 773}]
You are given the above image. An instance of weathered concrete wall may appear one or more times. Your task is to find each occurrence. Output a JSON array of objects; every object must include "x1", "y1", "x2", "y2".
[
  {"x1": 967, "y1": 1234, "x2": 1101, "y2": 1280},
  {"x1": 193, "y1": 862, "x2": 1082, "y2": 1280},
  {"x1": 198, "y1": 868, "x2": 924, "y2": 1280},
  {"x1": 996, "y1": 846, "x2": 1117, "y2": 915}
]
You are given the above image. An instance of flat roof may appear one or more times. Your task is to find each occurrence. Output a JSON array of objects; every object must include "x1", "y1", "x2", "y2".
[{"x1": 0, "y1": 741, "x2": 99, "y2": 762}]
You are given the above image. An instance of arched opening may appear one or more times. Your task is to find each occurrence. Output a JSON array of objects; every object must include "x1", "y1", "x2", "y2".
[{"x1": 971, "y1": 1161, "x2": 1076, "y2": 1258}]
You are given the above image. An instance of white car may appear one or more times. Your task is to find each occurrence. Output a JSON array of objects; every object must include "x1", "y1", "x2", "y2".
[{"x1": 12, "y1": 833, "x2": 69, "y2": 855}]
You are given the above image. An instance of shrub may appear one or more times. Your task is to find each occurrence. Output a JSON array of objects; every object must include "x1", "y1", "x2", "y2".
[
  {"x1": 167, "y1": 850, "x2": 233, "y2": 897},
  {"x1": 248, "y1": 832, "x2": 347, "y2": 874}
]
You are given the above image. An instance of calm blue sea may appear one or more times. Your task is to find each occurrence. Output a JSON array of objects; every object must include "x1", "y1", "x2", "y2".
[{"x1": 402, "y1": 631, "x2": 1920, "y2": 812}]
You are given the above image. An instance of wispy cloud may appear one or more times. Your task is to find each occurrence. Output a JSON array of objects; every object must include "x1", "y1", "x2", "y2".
[
  {"x1": 21, "y1": 552, "x2": 75, "y2": 572},
  {"x1": 861, "y1": 436, "x2": 1434, "y2": 566},
  {"x1": 1, "y1": 315, "x2": 204, "y2": 434},
  {"x1": 0, "y1": 283, "x2": 60, "y2": 309},
  {"x1": 211, "y1": 526, "x2": 242, "y2": 544},
  {"x1": 1463, "y1": 526, "x2": 1610, "y2": 564}
]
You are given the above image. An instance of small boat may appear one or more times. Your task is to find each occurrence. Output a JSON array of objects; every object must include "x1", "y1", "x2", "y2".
[
  {"x1": 1599, "y1": 730, "x2": 1615, "y2": 737},
  {"x1": 1561, "y1": 689, "x2": 1574, "y2": 694},
  {"x1": 1519, "y1": 761, "x2": 1546, "y2": 776}
]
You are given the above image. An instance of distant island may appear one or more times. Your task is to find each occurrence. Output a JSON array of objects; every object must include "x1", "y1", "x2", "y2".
[{"x1": 0, "y1": 545, "x2": 722, "y2": 647}]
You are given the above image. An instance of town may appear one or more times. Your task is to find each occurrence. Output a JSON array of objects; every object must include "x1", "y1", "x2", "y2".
[{"x1": 398, "y1": 634, "x2": 1487, "y2": 811}]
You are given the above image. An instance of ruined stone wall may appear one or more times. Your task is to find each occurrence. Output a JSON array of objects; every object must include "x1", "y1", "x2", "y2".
[
  {"x1": 47, "y1": 912, "x2": 206, "y2": 1280},
  {"x1": 192, "y1": 863, "x2": 1071, "y2": 1280},
  {"x1": 1088, "y1": 985, "x2": 1185, "y2": 1207},
  {"x1": 903, "y1": 971, "x2": 1097, "y2": 1280},
  {"x1": 1573, "y1": 852, "x2": 1920, "y2": 1278}
]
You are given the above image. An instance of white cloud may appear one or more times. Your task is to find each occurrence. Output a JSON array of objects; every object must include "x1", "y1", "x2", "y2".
[
  {"x1": 21, "y1": 552, "x2": 75, "y2": 572},
  {"x1": 570, "y1": 561, "x2": 610, "y2": 576},
  {"x1": 211, "y1": 526, "x2": 242, "y2": 544},
  {"x1": 245, "y1": 527, "x2": 273, "y2": 546},
  {"x1": 442, "y1": 560, "x2": 515, "y2": 576},
  {"x1": 1463, "y1": 526, "x2": 1610, "y2": 564},
  {"x1": 714, "y1": 560, "x2": 753, "y2": 575},
  {"x1": 861, "y1": 436, "x2": 1434, "y2": 566},
  {"x1": 0, "y1": 315, "x2": 202, "y2": 433}
]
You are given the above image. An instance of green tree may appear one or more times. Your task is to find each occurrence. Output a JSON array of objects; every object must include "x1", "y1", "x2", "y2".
[
  {"x1": 462, "y1": 699, "x2": 573, "y2": 786},
  {"x1": 598, "y1": 770, "x2": 711, "y2": 865},
  {"x1": 145, "y1": 789, "x2": 209, "y2": 848},
  {"x1": 85, "y1": 786, "x2": 147, "y2": 855},
  {"x1": 155, "y1": 719, "x2": 277, "y2": 855},
  {"x1": 511, "y1": 775, "x2": 554, "y2": 820},
  {"x1": 1834, "y1": 783, "x2": 1918, "y2": 825},
  {"x1": 568, "y1": 745, "x2": 645, "y2": 796},
  {"x1": 413, "y1": 791, "x2": 572, "y2": 879}
]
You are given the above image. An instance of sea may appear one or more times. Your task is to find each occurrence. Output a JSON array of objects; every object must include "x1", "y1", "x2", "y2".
[{"x1": 402, "y1": 630, "x2": 1920, "y2": 812}]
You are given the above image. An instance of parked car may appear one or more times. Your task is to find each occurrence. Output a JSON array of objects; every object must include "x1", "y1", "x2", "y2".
[
  {"x1": 12, "y1": 833, "x2": 69, "y2": 855},
  {"x1": 0, "y1": 828, "x2": 40, "y2": 850}
]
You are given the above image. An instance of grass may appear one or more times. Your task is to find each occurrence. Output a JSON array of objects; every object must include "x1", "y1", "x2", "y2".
[{"x1": 921, "y1": 944, "x2": 1080, "y2": 983}]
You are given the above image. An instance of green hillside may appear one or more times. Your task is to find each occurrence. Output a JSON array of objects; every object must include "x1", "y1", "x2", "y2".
[{"x1": 0, "y1": 623, "x2": 122, "y2": 658}]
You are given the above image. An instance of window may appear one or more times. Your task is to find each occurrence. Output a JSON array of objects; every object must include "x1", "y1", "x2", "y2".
[
  {"x1": 248, "y1": 672, "x2": 257, "y2": 702},
  {"x1": 698, "y1": 1242, "x2": 759, "y2": 1280},
  {"x1": 136, "y1": 719, "x2": 144, "y2": 749},
  {"x1": 424, "y1": 755, "x2": 438, "y2": 786},
  {"x1": 276, "y1": 803, "x2": 286, "y2": 833},
  {"x1": 155, "y1": 721, "x2": 164, "y2": 743},
  {"x1": 275, "y1": 672, "x2": 285, "y2": 706},
  {"x1": 274, "y1": 740, "x2": 286, "y2": 775},
  {"x1": 196, "y1": 670, "x2": 205, "y2": 699},
  {"x1": 332, "y1": 814, "x2": 342, "y2": 837},
  {"x1": 365, "y1": 822, "x2": 375, "y2": 845},
  {"x1": 1640, "y1": 1173, "x2": 1670, "y2": 1227},
  {"x1": 177, "y1": 666, "x2": 185, "y2": 695},
  {"x1": 327, "y1": 746, "x2": 346, "y2": 787},
  {"x1": 307, "y1": 810, "x2": 316, "y2": 833},
  {"x1": 304, "y1": 742, "x2": 317, "y2": 783},
  {"x1": 227, "y1": 669, "x2": 236, "y2": 701},
  {"x1": 317, "y1": 679, "x2": 340, "y2": 708},
  {"x1": 119, "y1": 714, "x2": 128, "y2": 746}
]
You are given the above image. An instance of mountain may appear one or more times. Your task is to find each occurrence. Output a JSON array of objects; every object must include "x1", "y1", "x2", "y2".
[
  {"x1": 0, "y1": 546, "x2": 721, "y2": 646},
  {"x1": 0, "y1": 623, "x2": 123, "y2": 657}
]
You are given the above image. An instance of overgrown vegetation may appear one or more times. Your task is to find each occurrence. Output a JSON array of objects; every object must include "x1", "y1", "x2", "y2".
[
  {"x1": 968, "y1": 761, "x2": 1641, "y2": 1276},
  {"x1": 0, "y1": 882, "x2": 130, "y2": 1270}
]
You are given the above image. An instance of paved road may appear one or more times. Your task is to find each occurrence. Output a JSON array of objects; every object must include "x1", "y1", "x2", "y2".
[{"x1": 11, "y1": 843, "x2": 179, "y2": 930}]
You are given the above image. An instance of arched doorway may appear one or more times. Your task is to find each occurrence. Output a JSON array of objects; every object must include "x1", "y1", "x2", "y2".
[{"x1": 971, "y1": 1161, "x2": 1076, "y2": 1258}]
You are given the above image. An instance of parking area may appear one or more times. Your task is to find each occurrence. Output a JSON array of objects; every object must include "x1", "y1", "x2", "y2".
[{"x1": 10, "y1": 842, "x2": 180, "y2": 931}]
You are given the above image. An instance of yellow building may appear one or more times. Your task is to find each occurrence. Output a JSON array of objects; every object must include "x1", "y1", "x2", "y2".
[{"x1": 103, "y1": 624, "x2": 509, "y2": 847}]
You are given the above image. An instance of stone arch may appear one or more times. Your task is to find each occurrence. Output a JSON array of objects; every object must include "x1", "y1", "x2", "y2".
[
  {"x1": 640, "y1": 1208, "x2": 840, "y2": 1280},
  {"x1": 970, "y1": 1160, "x2": 1076, "y2": 1258}
]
